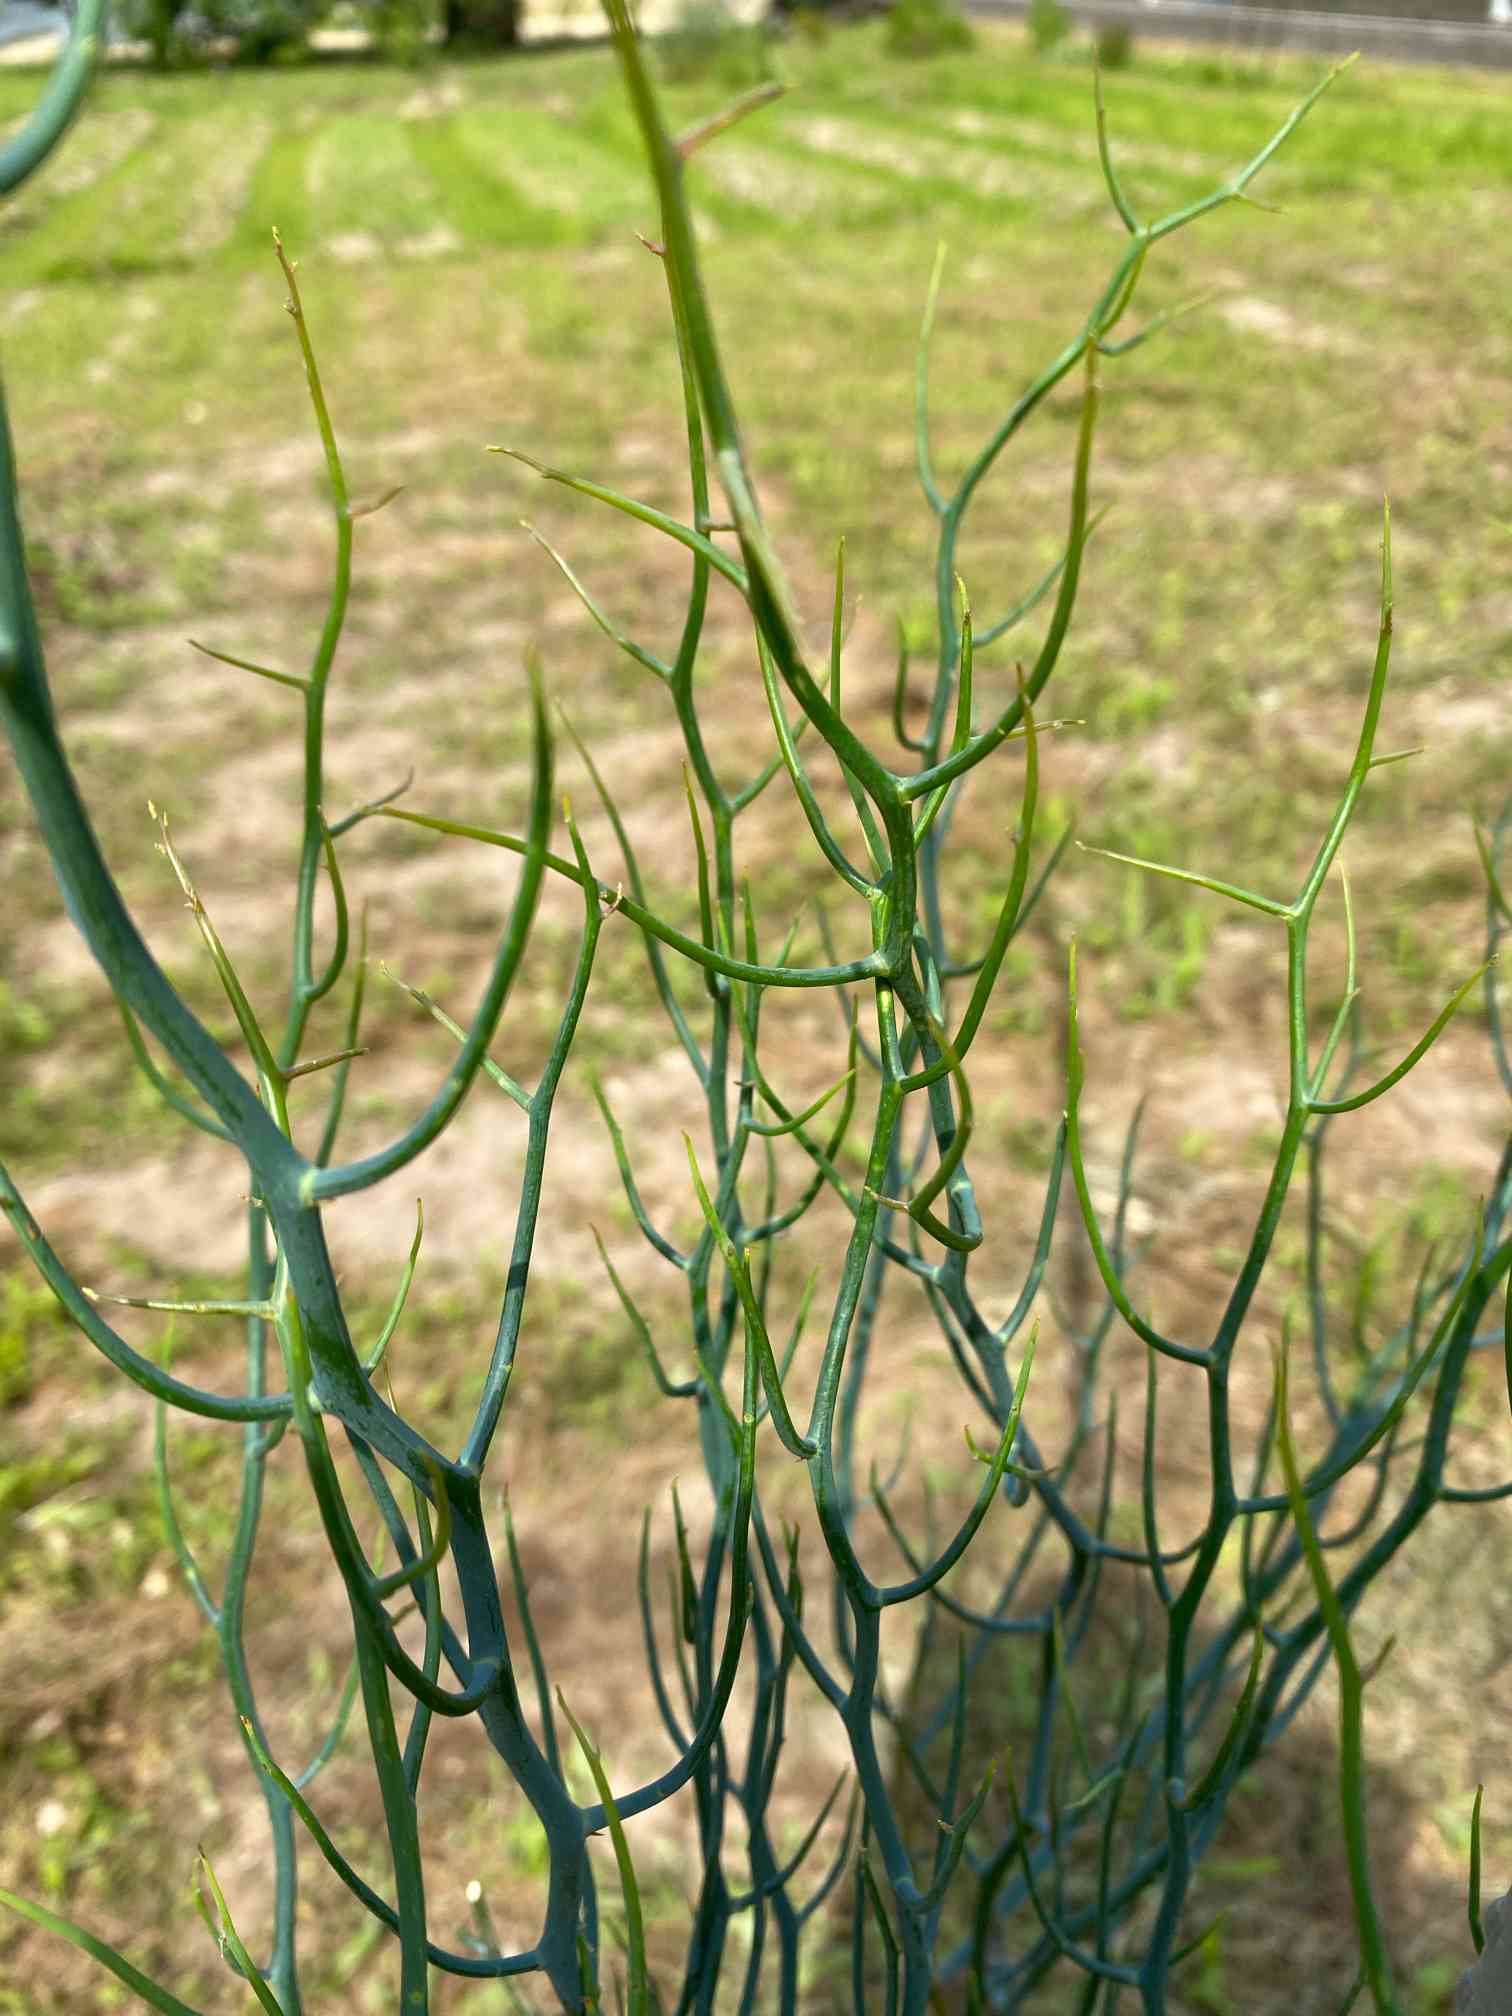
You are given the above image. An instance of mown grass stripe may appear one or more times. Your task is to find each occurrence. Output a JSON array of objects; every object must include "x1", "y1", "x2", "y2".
[
  {"x1": 303, "y1": 112, "x2": 448, "y2": 250},
  {"x1": 236, "y1": 119, "x2": 319, "y2": 263},
  {"x1": 1, "y1": 108, "x2": 164, "y2": 281},
  {"x1": 447, "y1": 96, "x2": 655, "y2": 246},
  {"x1": 779, "y1": 111, "x2": 1083, "y2": 225},
  {"x1": 404, "y1": 112, "x2": 571, "y2": 249},
  {"x1": 829, "y1": 96, "x2": 1214, "y2": 223},
  {"x1": 37, "y1": 105, "x2": 281, "y2": 279},
  {"x1": 692, "y1": 141, "x2": 856, "y2": 226}
]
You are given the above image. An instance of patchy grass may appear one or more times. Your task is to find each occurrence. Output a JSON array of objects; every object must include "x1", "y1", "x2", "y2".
[{"x1": 1, "y1": 20, "x2": 1510, "y2": 2012}]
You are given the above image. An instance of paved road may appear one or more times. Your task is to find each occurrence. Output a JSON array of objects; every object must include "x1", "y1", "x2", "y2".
[
  {"x1": 977, "y1": 0, "x2": 1512, "y2": 67},
  {"x1": 0, "y1": 0, "x2": 1508, "y2": 65},
  {"x1": 0, "y1": 2, "x2": 67, "y2": 51}
]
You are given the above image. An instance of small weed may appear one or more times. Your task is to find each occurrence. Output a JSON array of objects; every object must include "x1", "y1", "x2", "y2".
[
  {"x1": 0, "y1": 1272, "x2": 76, "y2": 1410},
  {"x1": 1186, "y1": 53, "x2": 1282, "y2": 92}
]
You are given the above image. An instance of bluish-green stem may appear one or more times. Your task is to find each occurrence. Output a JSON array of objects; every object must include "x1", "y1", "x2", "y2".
[
  {"x1": 553, "y1": 188, "x2": 845, "y2": 1582},
  {"x1": 4, "y1": 315, "x2": 576, "y2": 1995},
  {"x1": 285, "y1": 1257, "x2": 593, "y2": 2006},
  {"x1": 579, "y1": 1324, "x2": 759, "y2": 1832},
  {"x1": 462, "y1": 804, "x2": 605, "y2": 1468},
  {"x1": 795, "y1": 969, "x2": 1023, "y2": 2007},
  {"x1": 0, "y1": 439, "x2": 520, "y2": 1495},
  {"x1": 307, "y1": 669, "x2": 553, "y2": 1206},
  {"x1": 1126, "y1": 516, "x2": 1394, "y2": 2005},
  {"x1": 1276, "y1": 1335, "x2": 1398, "y2": 2011},
  {"x1": 209, "y1": 239, "x2": 366, "y2": 2000},
  {"x1": 0, "y1": 73, "x2": 324, "y2": 1992},
  {"x1": 384, "y1": 803, "x2": 888, "y2": 990},
  {"x1": 271, "y1": 859, "x2": 599, "y2": 2016},
  {"x1": 970, "y1": 1169, "x2": 1512, "y2": 2002},
  {"x1": 606, "y1": 0, "x2": 921, "y2": 975},
  {"x1": 981, "y1": 1632, "x2": 1244, "y2": 1995},
  {"x1": 353, "y1": 1613, "x2": 431, "y2": 2014},
  {"x1": 684, "y1": 1526, "x2": 744, "y2": 2016},
  {"x1": 917, "y1": 58, "x2": 1356, "y2": 790},
  {"x1": 271, "y1": 232, "x2": 354, "y2": 1072},
  {"x1": 806, "y1": 963, "x2": 1217, "y2": 1983},
  {"x1": 225, "y1": 1213, "x2": 303, "y2": 2012},
  {"x1": 727, "y1": 1591, "x2": 808, "y2": 2012},
  {"x1": 0, "y1": 0, "x2": 105, "y2": 195},
  {"x1": 959, "y1": 515, "x2": 1442, "y2": 2001},
  {"x1": 7, "y1": 7, "x2": 1456, "y2": 2003},
  {"x1": 1, "y1": 382, "x2": 400, "y2": 1465},
  {"x1": 729, "y1": 960, "x2": 947, "y2": 2010},
  {"x1": 272, "y1": 1251, "x2": 430, "y2": 2011},
  {"x1": 830, "y1": 1232, "x2": 894, "y2": 1638},
  {"x1": 560, "y1": 718, "x2": 708, "y2": 1081}
]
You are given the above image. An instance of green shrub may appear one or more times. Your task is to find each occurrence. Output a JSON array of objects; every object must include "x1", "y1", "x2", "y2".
[
  {"x1": 1096, "y1": 18, "x2": 1135, "y2": 68},
  {"x1": 885, "y1": 0, "x2": 975, "y2": 58},
  {"x1": 786, "y1": 2, "x2": 832, "y2": 42},
  {"x1": 369, "y1": 0, "x2": 438, "y2": 62},
  {"x1": 0, "y1": 9, "x2": 1504, "y2": 2015},
  {"x1": 1187, "y1": 51, "x2": 1280, "y2": 90},
  {"x1": 657, "y1": 0, "x2": 778, "y2": 85},
  {"x1": 114, "y1": 0, "x2": 193, "y2": 67},
  {"x1": 1027, "y1": 0, "x2": 1070, "y2": 55},
  {"x1": 115, "y1": 0, "x2": 324, "y2": 65}
]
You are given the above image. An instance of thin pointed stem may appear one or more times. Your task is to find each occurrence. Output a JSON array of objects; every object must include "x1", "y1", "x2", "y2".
[
  {"x1": 188, "y1": 638, "x2": 308, "y2": 692},
  {"x1": 309, "y1": 668, "x2": 554, "y2": 1202},
  {"x1": 1093, "y1": 61, "x2": 1139, "y2": 234},
  {"x1": 915, "y1": 242, "x2": 949, "y2": 517},
  {"x1": 1076, "y1": 841, "x2": 1289, "y2": 919},
  {"x1": 676, "y1": 79, "x2": 784, "y2": 159},
  {"x1": 520, "y1": 522, "x2": 671, "y2": 684},
  {"x1": 1309, "y1": 961, "x2": 1493, "y2": 1115},
  {"x1": 1065, "y1": 944, "x2": 1207, "y2": 1366}
]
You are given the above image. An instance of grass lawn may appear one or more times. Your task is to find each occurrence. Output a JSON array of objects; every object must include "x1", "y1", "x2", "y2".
[{"x1": 0, "y1": 16, "x2": 1510, "y2": 2012}]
